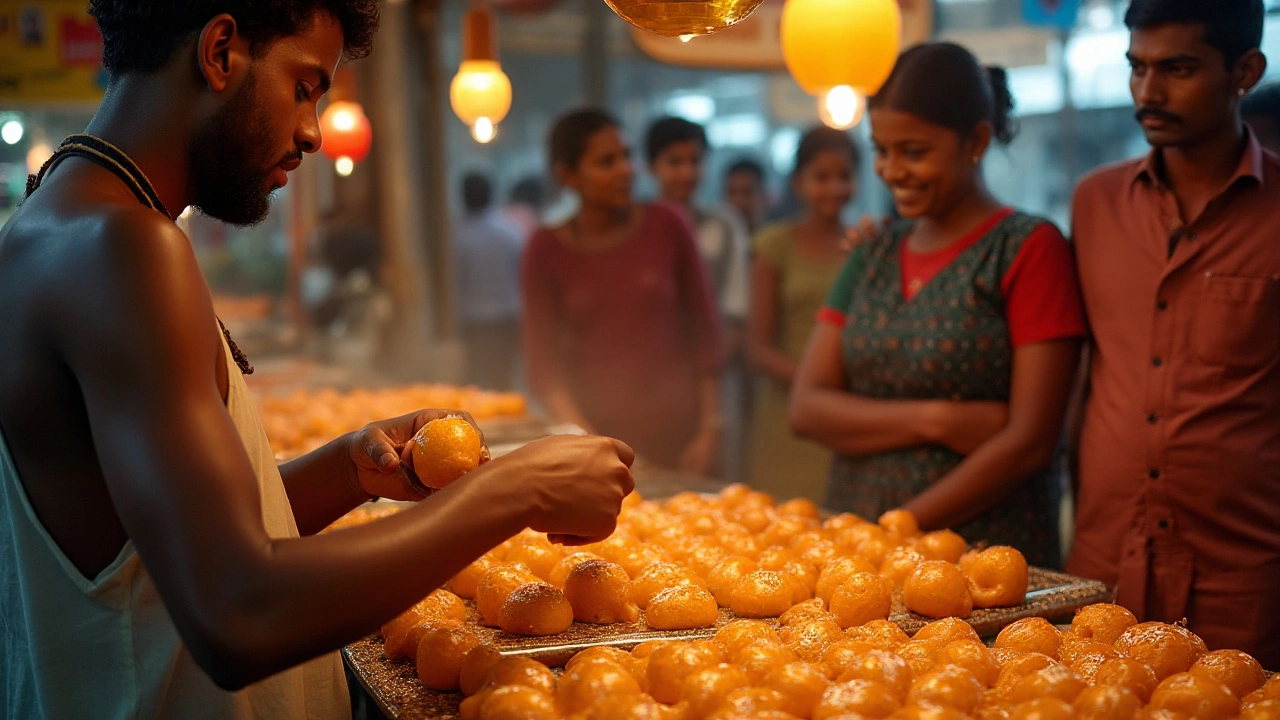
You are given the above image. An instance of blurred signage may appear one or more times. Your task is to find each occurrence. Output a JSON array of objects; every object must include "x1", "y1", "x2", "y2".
[
  {"x1": 1021, "y1": 0, "x2": 1079, "y2": 30},
  {"x1": 631, "y1": 0, "x2": 933, "y2": 70},
  {"x1": 0, "y1": 1, "x2": 107, "y2": 103},
  {"x1": 941, "y1": 25, "x2": 1053, "y2": 68}
]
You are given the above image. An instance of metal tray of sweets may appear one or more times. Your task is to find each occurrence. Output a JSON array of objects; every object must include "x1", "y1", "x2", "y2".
[{"x1": 343, "y1": 566, "x2": 1109, "y2": 720}]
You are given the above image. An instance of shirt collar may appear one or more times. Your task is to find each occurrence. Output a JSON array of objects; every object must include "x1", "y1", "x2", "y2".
[{"x1": 1131, "y1": 125, "x2": 1266, "y2": 190}]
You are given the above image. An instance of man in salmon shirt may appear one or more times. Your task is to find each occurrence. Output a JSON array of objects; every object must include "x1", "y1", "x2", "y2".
[{"x1": 1067, "y1": 0, "x2": 1280, "y2": 667}]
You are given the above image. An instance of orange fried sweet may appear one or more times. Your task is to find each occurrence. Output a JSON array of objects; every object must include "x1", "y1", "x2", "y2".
[
  {"x1": 381, "y1": 589, "x2": 468, "y2": 659},
  {"x1": 617, "y1": 546, "x2": 666, "y2": 579},
  {"x1": 881, "y1": 546, "x2": 928, "y2": 589},
  {"x1": 994, "y1": 617, "x2": 1062, "y2": 659},
  {"x1": 464, "y1": 685, "x2": 558, "y2": 720},
  {"x1": 410, "y1": 416, "x2": 483, "y2": 489},
  {"x1": 564, "y1": 559, "x2": 640, "y2": 624},
  {"x1": 830, "y1": 572, "x2": 893, "y2": 629},
  {"x1": 935, "y1": 639, "x2": 1001, "y2": 688},
  {"x1": 963, "y1": 546, "x2": 1029, "y2": 608},
  {"x1": 903, "y1": 560, "x2": 973, "y2": 619},
  {"x1": 1243, "y1": 674, "x2": 1280, "y2": 705},
  {"x1": 735, "y1": 640, "x2": 800, "y2": 685},
  {"x1": 763, "y1": 661, "x2": 832, "y2": 718},
  {"x1": 1093, "y1": 657, "x2": 1161, "y2": 703},
  {"x1": 716, "y1": 619, "x2": 781, "y2": 656},
  {"x1": 837, "y1": 649, "x2": 913, "y2": 701},
  {"x1": 908, "y1": 665, "x2": 986, "y2": 715},
  {"x1": 505, "y1": 535, "x2": 563, "y2": 582},
  {"x1": 481, "y1": 656, "x2": 557, "y2": 696},
  {"x1": 731, "y1": 570, "x2": 795, "y2": 618},
  {"x1": 1070, "y1": 603, "x2": 1138, "y2": 645},
  {"x1": 449, "y1": 554, "x2": 499, "y2": 599},
  {"x1": 781, "y1": 618, "x2": 845, "y2": 663},
  {"x1": 708, "y1": 556, "x2": 759, "y2": 606},
  {"x1": 416, "y1": 626, "x2": 482, "y2": 690},
  {"x1": 995, "y1": 653, "x2": 1059, "y2": 691},
  {"x1": 707, "y1": 688, "x2": 789, "y2": 720},
  {"x1": 1242, "y1": 700, "x2": 1280, "y2": 720},
  {"x1": 1073, "y1": 685, "x2": 1143, "y2": 720},
  {"x1": 845, "y1": 619, "x2": 911, "y2": 651},
  {"x1": 648, "y1": 642, "x2": 725, "y2": 704},
  {"x1": 556, "y1": 659, "x2": 643, "y2": 715},
  {"x1": 918, "y1": 529, "x2": 968, "y2": 564},
  {"x1": 476, "y1": 564, "x2": 539, "y2": 627},
  {"x1": 812, "y1": 678, "x2": 901, "y2": 719},
  {"x1": 777, "y1": 497, "x2": 822, "y2": 520},
  {"x1": 548, "y1": 551, "x2": 602, "y2": 589},
  {"x1": 688, "y1": 546, "x2": 731, "y2": 581},
  {"x1": 894, "y1": 705, "x2": 972, "y2": 720},
  {"x1": 878, "y1": 508, "x2": 921, "y2": 538},
  {"x1": 816, "y1": 555, "x2": 879, "y2": 605},
  {"x1": 898, "y1": 637, "x2": 947, "y2": 677},
  {"x1": 779, "y1": 598, "x2": 831, "y2": 628},
  {"x1": 1189, "y1": 649, "x2": 1266, "y2": 700},
  {"x1": 565, "y1": 646, "x2": 632, "y2": 674},
  {"x1": 915, "y1": 617, "x2": 982, "y2": 645},
  {"x1": 1148, "y1": 672, "x2": 1241, "y2": 720},
  {"x1": 682, "y1": 664, "x2": 752, "y2": 718},
  {"x1": 500, "y1": 582, "x2": 573, "y2": 636},
  {"x1": 631, "y1": 562, "x2": 706, "y2": 609},
  {"x1": 1006, "y1": 697, "x2": 1074, "y2": 720},
  {"x1": 585, "y1": 694, "x2": 672, "y2": 720},
  {"x1": 646, "y1": 584, "x2": 720, "y2": 630},
  {"x1": 1114, "y1": 622, "x2": 1199, "y2": 681},
  {"x1": 459, "y1": 645, "x2": 505, "y2": 696},
  {"x1": 1007, "y1": 664, "x2": 1088, "y2": 705},
  {"x1": 820, "y1": 638, "x2": 879, "y2": 679},
  {"x1": 1061, "y1": 639, "x2": 1119, "y2": 682}
]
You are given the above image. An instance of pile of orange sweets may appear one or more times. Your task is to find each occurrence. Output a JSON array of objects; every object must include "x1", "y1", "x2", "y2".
[
  {"x1": 254, "y1": 384, "x2": 525, "y2": 459},
  {"x1": 445, "y1": 604, "x2": 1277, "y2": 719}
]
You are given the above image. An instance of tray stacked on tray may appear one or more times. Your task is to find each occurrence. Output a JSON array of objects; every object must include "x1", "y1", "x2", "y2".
[{"x1": 343, "y1": 567, "x2": 1110, "y2": 719}]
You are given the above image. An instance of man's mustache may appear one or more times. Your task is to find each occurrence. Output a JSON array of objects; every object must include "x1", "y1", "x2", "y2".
[{"x1": 1135, "y1": 107, "x2": 1182, "y2": 124}]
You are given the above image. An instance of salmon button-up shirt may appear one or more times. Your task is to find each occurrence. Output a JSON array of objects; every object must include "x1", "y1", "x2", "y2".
[{"x1": 1067, "y1": 131, "x2": 1280, "y2": 669}]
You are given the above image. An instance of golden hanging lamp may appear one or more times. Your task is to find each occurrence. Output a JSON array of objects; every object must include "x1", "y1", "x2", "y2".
[
  {"x1": 780, "y1": 0, "x2": 901, "y2": 97},
  {"x1": 604, "y1": 0, "x2": 768, "y2": 38},
  {"x1": 450, "y1": 3, "x2": 513, "y2": 144}
]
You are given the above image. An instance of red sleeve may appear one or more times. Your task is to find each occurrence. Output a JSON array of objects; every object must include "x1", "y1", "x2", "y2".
[
  {"x1": 1000, "y1": 224, "x2": 1089, "y2": 347},
  {"x1": 663, "y1": 206, "x2": 724, "y2": 373},
  {"x1": 520, "y1": 230, "x2": 566, "y2": 399}
]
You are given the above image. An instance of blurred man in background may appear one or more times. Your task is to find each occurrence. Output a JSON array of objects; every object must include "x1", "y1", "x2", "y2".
[
  {"x1": 454, "y1": 173, "x2": 523, "y2": 391},
  {"x1": 724, "y1": 158, "x2": 769, "y2": 236}
]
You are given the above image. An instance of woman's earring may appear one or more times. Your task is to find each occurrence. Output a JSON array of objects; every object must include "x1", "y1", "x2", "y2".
[{"x1": 1239, "y1": 88, "x2": 1247, "y2": 97}]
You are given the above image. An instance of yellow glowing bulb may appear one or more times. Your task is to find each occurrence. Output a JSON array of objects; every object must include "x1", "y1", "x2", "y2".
[
  {"x1": 335, "y1": 156, "x2": 355, "y2": 176},
  {"x1": 679, "y1": 34, "x2": 695, "y2": 42},
  {"x1": 818, "y1": 85, "x2": 866, "y2": 130},
  {"x1": 450, "y1": 60, "x2": 512, "y2": 127},
  {"x1": 331, "y1": 109, "x2": 356, "y2": 132},
  {"x1": 471, "y1": 118, "x2": 496, "y2": 144}
]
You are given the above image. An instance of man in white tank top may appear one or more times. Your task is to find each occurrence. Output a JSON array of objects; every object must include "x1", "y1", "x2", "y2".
[{"x1": 0, "y1": 3, "x2": 636, "y2": 718}]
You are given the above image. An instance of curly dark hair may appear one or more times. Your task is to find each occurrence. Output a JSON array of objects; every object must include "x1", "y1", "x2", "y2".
[{"x1": 89, "y1": 1, "x2": 380, "y2": 75}]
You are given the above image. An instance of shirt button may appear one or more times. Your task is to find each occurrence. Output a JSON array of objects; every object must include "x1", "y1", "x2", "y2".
[
  {"x1": 1157, "y1": 300, "x2": 1168, "y2": 311},
  {"x1": 1147, "y1": 414, "x2": 1159, "y2": 424},
  {"x1": 1152, "y1": 357, "x2": 1163, "y2": 368},
  {"x1": 1148, "y1": 469, "x2": 1161, "y2": 480},
  {"x1": 1158, "y1": 518, "x2": 1170, "y2": 529}
]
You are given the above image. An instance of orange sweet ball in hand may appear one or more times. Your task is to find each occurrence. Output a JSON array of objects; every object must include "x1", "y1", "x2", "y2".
[
  {"x1": 556, "y1": 659, "x2": 643, "y2": 715},
  {"x1": 830, "y1": 572, "x2": 894, "y2": 629},
  {"x1": 645, "y1": 584, "x2": 720, "y2": 630},
  {"x1": 837, "y1": 649, "x2": 914, "y2": 701},
  {"x1": 631, "y1": 562, "x2": 706, "y2": 609},
  {"x1": 908, "y1": 665, "x2": 987, "y2": 715},
  {"x1": 1074, "y1": 685, "x2": 1144, "y2": 720},
  {"x1": 812, "y1": 678, "x2": 901, "y2": 719},
  {"x1": 935, "y1": 639, "x2": 1001, "y2": 688},
  {"x1": 410, "y1": 416, "x2": 483, "y2": 489},
  {"x1": 1007, "y1": 664, "x2": 1088, "y2": 705},
  {"x1": 1148, "y1": 673, "x2": 1241, "y2": 720},
  {"x1": 564, "y1": 559, "x2": 640, "y2": 625},
  {"x1": 994, "y1": 618, "x2": 1063, "y2": 659},
  {"x1": 1070, "y1": 603, "x2": 1138, "y2": 645},
  {"x1": 963, "y1": 546, "x2": 1029, "y2": 608},
  {"x1": 816, "y1": 555, "x2": 878, "y2": 605},
  {"x1": 903, "y1": 560, "x2": 974, "y2": 619},
  {"x1": 1113, "y1": 622, "x2": 1199, "y2": 681},
  {"x1": 415, "y1": 626, "x2": 481, "y2": 690},
  {"x1": 730, "y1": 570, "x2": 795, "y2": 618},
  {"x1": 1093, "y1": 657, "x2": 1161, "y2": 704},
  {"x1": 476, "y1": 564, "x2": 539, "y2": 627},
  {"x1": 682, "y1": 664, "x2": 751, "y2": 719},
  {"x1": 500, "y1": 582, "x2": 574, "y2": 636},
  {"x1": 648, "y1": 642, "x2": 724, "y2": 705},
  {"x1": 878, "y1": 508, "x2": 920, "y2": 538},
  {"x1": 881, "y1": 546, "x2": 928, "y2": 589},
  {"x1": 918, "y1": 529, "x2": 968, "y2": 564},
  {"x1": 1189, "y1": 649, "x2": 1266, "y2": 700}
]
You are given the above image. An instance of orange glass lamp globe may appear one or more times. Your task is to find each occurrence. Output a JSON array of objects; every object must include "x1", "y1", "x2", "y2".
[
  {"x1": 604, "y1": 0, "x2": 767, "y2": 38},
  {"x1": 781, "y1": 0, "x2": 901, "y2": 98},
  {"x1": 319, "y1": 100, "x2": 372, "y2": 164},
  {"x1": 451, "y1": 8, "x2": 513, "y2": 142}
]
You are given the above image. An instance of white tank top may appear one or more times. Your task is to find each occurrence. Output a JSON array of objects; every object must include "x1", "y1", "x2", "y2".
[{"x1": 0, "y1": 332, "x2": 351, "y2": 719}]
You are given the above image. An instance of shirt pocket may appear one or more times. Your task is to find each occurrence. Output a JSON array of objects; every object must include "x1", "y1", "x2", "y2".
[{"x1": 1194, "y1": 273, "x2": 1280, "y2": 368}]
